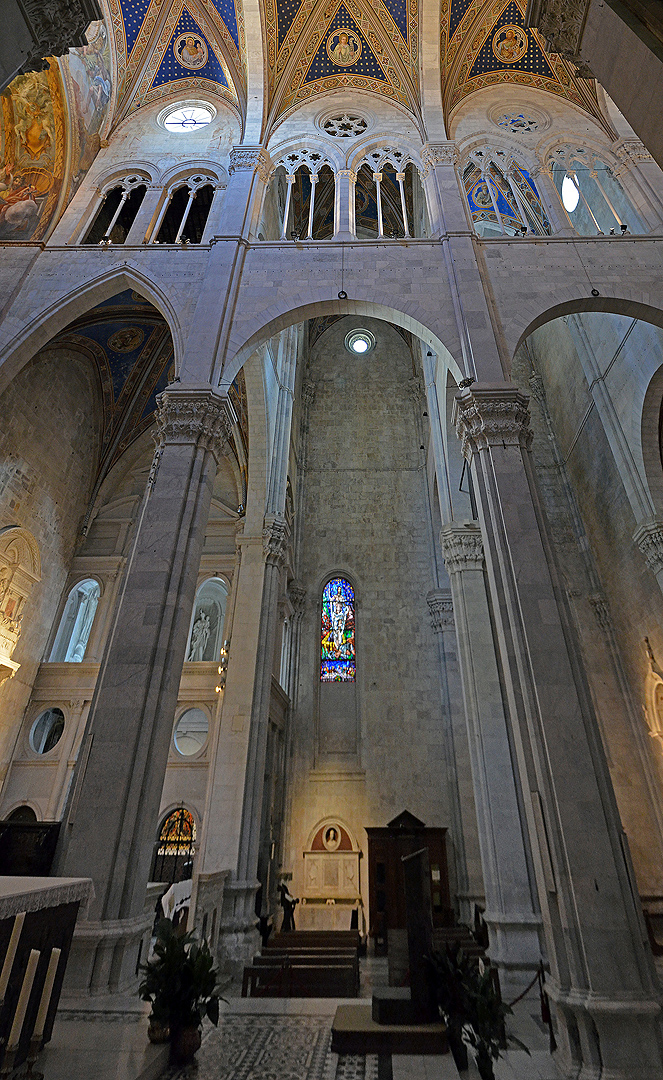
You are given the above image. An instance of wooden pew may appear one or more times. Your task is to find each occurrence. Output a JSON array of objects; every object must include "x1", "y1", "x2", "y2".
[{"x1": 242, "y1": 961, "x2": 357, "y2": 998}]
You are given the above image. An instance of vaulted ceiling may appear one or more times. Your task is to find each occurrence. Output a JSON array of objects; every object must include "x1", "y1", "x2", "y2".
[
  {"x1": 107, "y1": 0, "x2": 245, "y2": 123},
  {"x1": 101, "y1": 0, "x2": 607, "y2": 134}
]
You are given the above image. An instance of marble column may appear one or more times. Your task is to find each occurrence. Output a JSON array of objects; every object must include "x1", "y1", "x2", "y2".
[
  {"x1": 334, "y1": 170, "x2": 357, "y2": 239},
  {"x1": 437, "y1": 529, "x2": 543, "y2": 992},
  {"x1": 453, "y1": 384, "x2": 663, "y2": 1080},
  {"x1": 426, "y1": 589, "x2": 484, "y2": 926},
  {"x1": 56, "y1": 384, "x2": 231, "y2": 996}
]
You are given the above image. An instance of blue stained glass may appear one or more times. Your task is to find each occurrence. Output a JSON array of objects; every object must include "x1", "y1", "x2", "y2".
[{"x1": 321, "y1": 578, "x2": 355, "y2": 682}]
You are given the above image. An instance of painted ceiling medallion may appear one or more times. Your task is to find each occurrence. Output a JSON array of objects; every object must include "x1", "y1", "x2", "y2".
[
  {"x1": 491, "y1": 24, "x2": 527, "y2": 63},
  {"x1": 326, "y1": 28, "x2": 362, "y2": 65},
  {"x1": 173, "y1": 32, "x2": 209, "y2": 69}
]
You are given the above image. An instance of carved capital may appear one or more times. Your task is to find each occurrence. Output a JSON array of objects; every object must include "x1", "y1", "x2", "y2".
[
  {"x1": 452, "y1": 386, "x2": 533, "y2": 461},
  {"x1": 440, "y1": 525, "x2": 484, "y2": 574},
  {"x1": 612, "y1": 138, "x2": 654, "y2": 177},
  {"x1": 153, "y1": 387, "x2": 233, "y2": 463},
  {"x1": 16, "y1": 0, "x2": 101, "y2": 78},
  {"x1": 421, "y1": 143, "x2": 459, "y2": 176},
  {"x1": 528, "y1": 373, "x2": 546, "y2": 407},
  {"x1": 263, "y1": 515, "x2": 290, "y2": 565},
  {"x1": 634, "y1": 521, "x2": 663, "y2": 577},
  {"x1": 228, "y1": 147, "x2": 270, "y2": 182},
  {"x1": 427, "y1": 589, "x2": 454, "y2": 632},
  {"x1": 526, "y1": 0, "x2": 592, "y2": 70},
  {"x1": 337, "y1": 169, "x2": 357, "y2": 183},
  {"x1": 588, "y1": 593, "x2": 612, "y2": 634},
  {"x1": 288, "y1": 582, "x2": 306, "y2": 620}
]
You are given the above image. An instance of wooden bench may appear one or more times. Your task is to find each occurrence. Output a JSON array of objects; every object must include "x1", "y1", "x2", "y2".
[
  {"x1": 266, "y1": 930, "x2": 361, "y2": 951},
  {"x1": 242, "y1": 962, "x2": 357, "y2": 998}
]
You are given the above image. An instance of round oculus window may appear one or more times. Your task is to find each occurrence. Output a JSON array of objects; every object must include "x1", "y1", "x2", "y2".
[
  {"x1": 161, "y1": 104, "x2": 215, "y2": 133},
  {"x1": 174, "y1": 707, "x2": 209, "y2": 756},
  {"x1": 322, "y1": 114, "x2": 367, "y2": 138},
  {"x1": 345, "y1": 329, "x2": 375, "y2": 355},
  {"x1": 30, "y1": 708, "x2": 65, "y2": 754}
]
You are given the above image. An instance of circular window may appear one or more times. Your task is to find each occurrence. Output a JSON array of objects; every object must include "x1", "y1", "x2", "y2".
[
  {"x1": 174, "y1": 708, "x2": 209, "y2": 756},
  {"x1": 345, "y1": 328, "x2": 375, "y2": 355},
  {"x1": 30, "y1": 708, "x2": 65, "y2": 754},
  {"x1": 323, "y1": 114, "x2": 367, "y2": 138},
  {"x1": 159, "y1": 102, "x2": 215, "y2": 133}
]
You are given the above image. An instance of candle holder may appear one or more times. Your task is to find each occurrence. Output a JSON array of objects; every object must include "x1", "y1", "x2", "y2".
[{"x1": 18, "y1": 1035, "x2": 43, "y2": 1080}]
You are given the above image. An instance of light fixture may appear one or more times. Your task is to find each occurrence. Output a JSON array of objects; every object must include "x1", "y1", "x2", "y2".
[
  {"x1": 562, "y1": 174, "x2": 580, "y2": 213},
  {"x1": 345, "y1": 329, "x2": 375, "y2": 355}
]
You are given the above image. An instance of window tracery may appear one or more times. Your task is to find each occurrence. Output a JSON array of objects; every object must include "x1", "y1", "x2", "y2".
[
  {"x1": 548, "y1": 146, "x2": 643, "y2": 235},
  {"x1": 264, "y1": 152, "x2": 336, "y2": 240},
  {"x1": 463, "y1": 148, "x2": 551, "y2": 237},
  {"x1": 83, "y1": 174, "x2": 148, "y2": 245},
  {"x1": 151, "y1": 174, "x2": 216, "y2": 244},
  {"x1": 321, "y1": 577, "x2": 355, "y2": 682},
  {"x1": 355, "y1": 149, "x2": 427, "y2": 238},
  {"x1": 151, "y1": 807, "x2": 196, "y2": 884}
]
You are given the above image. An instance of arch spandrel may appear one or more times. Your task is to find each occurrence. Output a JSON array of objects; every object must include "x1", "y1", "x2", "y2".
[{"x1": 219, "y1": 295, "x2": 464, "y2": 389}]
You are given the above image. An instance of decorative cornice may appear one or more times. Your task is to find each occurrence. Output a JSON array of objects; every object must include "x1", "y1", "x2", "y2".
[
  {"x1": 421, "y1": 142, "x2": 459, "y2": 175},
  {"x1": 440, "y1": 525, "x2": 485, "y2": 574},
  {"x1": 228, "y1": 147, "x2": 271, "y2": 182},
  {"x1": 634, "y1": 521, "x2": 663, "y2": 578},
  {"x1": 525, "y1": 0, "x2": 592, "y2": 73},
  {"x1": 427, "y1": 588, "x2": 454, "y2": 632},
  {"x1": 452, "y1": 387, "x2": 533, "y2": 461},
  {"x1": 153, "y1": 387, "x2": 233, "y2": 464},
  {"x1": 263, "y1": 514, "x2": 290, "y2": 565}
]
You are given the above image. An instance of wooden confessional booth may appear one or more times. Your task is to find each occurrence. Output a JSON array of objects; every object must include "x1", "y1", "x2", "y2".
[{"x1": 365, "y1": 810, "x2": 452, "y2": 953}]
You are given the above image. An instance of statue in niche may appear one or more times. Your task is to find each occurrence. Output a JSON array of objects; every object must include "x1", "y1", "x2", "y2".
[{"x1": 188, "y1": 611, "x2": 210, "y2": 661}]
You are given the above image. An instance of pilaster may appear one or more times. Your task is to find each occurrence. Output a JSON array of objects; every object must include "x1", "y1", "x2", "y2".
[
  {"x1": 334, "y1": 170, "x2": 357, "y2": 239},
  {"x1": 56, "y1": 385, "x2": 231, "y2": 996},
  {"x1": 453, "y1": 383, "x2": 663, "y2": 1079},
  {"x1": 438, "y1": 527, "x2": 543, "y2": 989}
]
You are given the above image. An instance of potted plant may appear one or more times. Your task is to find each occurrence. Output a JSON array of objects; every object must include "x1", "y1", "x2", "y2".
[
  {"x1": 139, "y1": 918, "x2": 222, "y2": 1064},
  {"x1": 429, "y1": 944, "x2": 472, "y2": 1071},
  {"x1": 464, "y1": 961, "x2": 529, "y2": 1080}
]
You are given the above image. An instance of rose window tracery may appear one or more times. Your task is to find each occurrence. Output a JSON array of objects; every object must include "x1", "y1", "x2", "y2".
[{"x1": 322, "y1": 114, "x2": 368, "y2": 138}]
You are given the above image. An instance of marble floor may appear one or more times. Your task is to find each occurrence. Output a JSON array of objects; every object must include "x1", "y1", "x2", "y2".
[{"x1": 164, "y1": 958, "x2": 563, "y2": 1080}]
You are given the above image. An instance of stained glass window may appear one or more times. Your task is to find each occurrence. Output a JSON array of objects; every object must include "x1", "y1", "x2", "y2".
[{"x1": 321, "y1": 578, "x2": 355, "y2": 681}]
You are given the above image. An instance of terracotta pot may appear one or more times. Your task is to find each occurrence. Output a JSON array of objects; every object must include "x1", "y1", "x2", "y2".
[
  {"x1": 147, "y1": 1017, "x2": 170, "y2": 1044},
  {"x1": 170, "y1": 1025, "x2": 202, "y2": 1064}
]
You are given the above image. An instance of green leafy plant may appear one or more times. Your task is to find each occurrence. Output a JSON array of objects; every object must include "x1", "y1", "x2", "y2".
[
  {"x1": 463, "y1": 961, "x2": 529, "y2": 1080},
  {"x1": 138, "y1": 918, "x2": 222, "y2": 1033}
]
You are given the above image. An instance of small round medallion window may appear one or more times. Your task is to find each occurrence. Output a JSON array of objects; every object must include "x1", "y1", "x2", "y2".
[
  {"x1": 30, "y1": 708, "x2": 65, "y2": 754},
  {"x1": 345, "y1": 329, "x2": 375, "y2": 355},
  {"x1": 161, "y1": 104, "x2": 214, "y2": 133},
  {"x1": 174, "y1": 707, "x2": 209, "y2": 756}
]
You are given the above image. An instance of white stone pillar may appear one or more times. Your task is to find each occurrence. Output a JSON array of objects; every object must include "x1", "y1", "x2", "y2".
[
  {"x1": 334, "y1": 169, "x2": 357, "y2": 239},
  {"x1": 201, "y1": 184, "x2": 228, "y2": 242},
  {"x1": 56, "y1": 385, "x2": 232, "y2": 996},
  {"x1": 438, "y1": 528, "x2": 543, "y2": 990},
  {"x1": 612, "y1": 139, "x2": 663, "y2": 232},
  {"x1": 426, "y1": 588, "x2": 484, "y2": 925},
  {"x1": 453, "y1": 384, "x2": 663, "y2": 1080}
]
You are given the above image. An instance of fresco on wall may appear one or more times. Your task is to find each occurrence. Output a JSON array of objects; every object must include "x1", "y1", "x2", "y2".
[
  {"x1": 62, "y1": 21, "x2": 112, "y2": 195},
  {"x1": 0, "y1": 65, "x2": 66, "y2": 241}
]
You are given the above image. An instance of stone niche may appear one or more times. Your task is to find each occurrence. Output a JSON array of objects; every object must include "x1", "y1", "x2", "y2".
[
  {"x1": 0, "y1": 527, "x2": 41, "y2": 684},
  {"x1": 300, "y1": 821, "x2": 362, "y2": 931}
]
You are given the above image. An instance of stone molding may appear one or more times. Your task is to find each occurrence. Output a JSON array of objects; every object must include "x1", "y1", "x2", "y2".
[
  {"x1": 427, "y1": 588, "x2": 454, "y2": 631},
  {"x1": 526, "y1": 0, "x2": 592, "y2": 71},
  {"x1": 422, "y1": 143, "x2": 459, "y2": 175},
  {"x1": 153, "y1": 387, "x2": 233, "y2": 463},
  {"x1": 634, "y1": 521, "x2": 663, "y2": 577},
  {"x1": 440, "y1": 525, "x2": 485, "y2": 574},
  {"x1": 263, "y1": 514, "x2": 290, "y2": 565},
  {"x1": 452, "y1": 386, "x2": 533, "y2": 461},
  {"x1": 228, "y1": 147, "x2": 270, "y2": 182}
]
